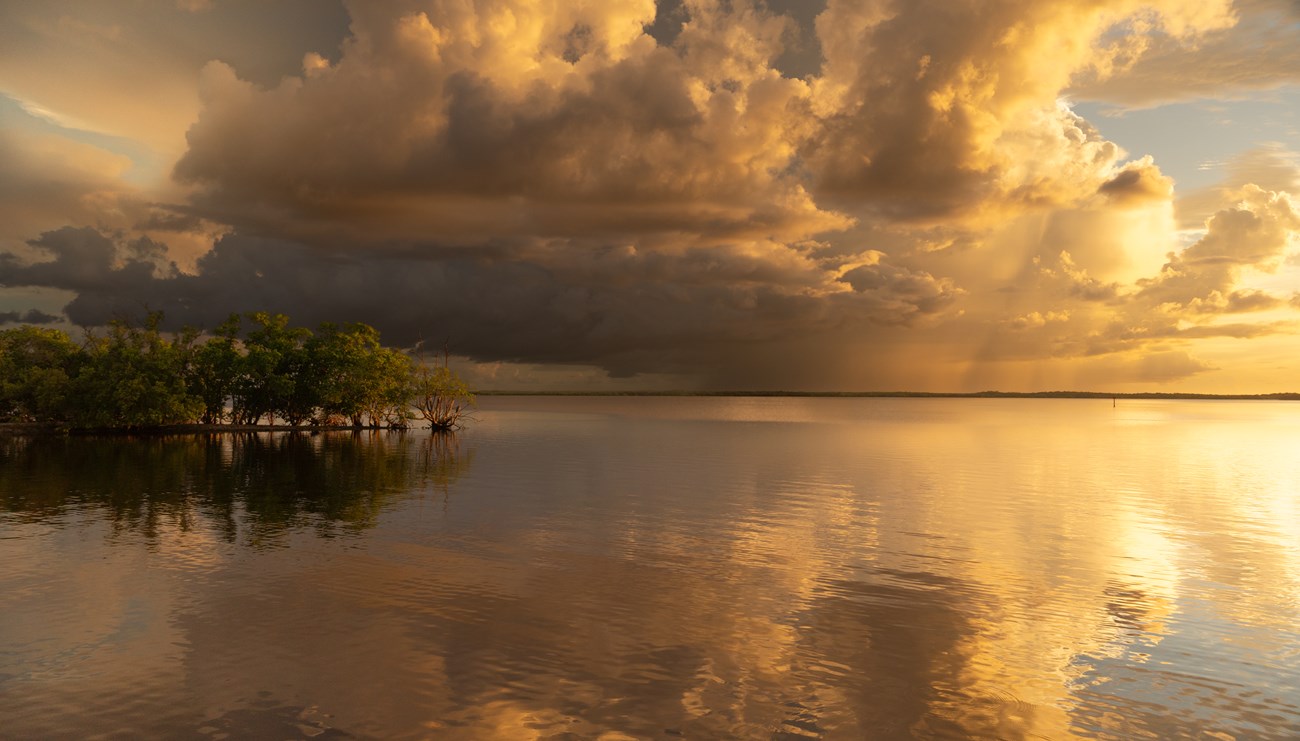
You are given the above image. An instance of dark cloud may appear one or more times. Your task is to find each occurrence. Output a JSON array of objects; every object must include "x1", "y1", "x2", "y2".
[
  {"x1": 0, "y1": 228, "x2": 177, "y2": 293},
  {"x1": 647, "y1": 0, "x2": 824, "y2": 80},
  {"x1": 0, "y1": 227, "x2": 957, "y2": 384},
  {"x1": 642, "y1": 0, "x2": 688, "y2": 46},
  {"x1": 177, "y1": 0, "x2": 351, "y2": 85},
  {"x1": 1098, "y1": 158, "x2": 1174, "y2": 205},
  {"x1": 0, "y1": 308, "x2": 61, "y2": 325}
]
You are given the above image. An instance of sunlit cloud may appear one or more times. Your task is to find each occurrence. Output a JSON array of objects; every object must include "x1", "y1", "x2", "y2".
[{"x1": 1, "y1": 0, "x2": 1299, "y2": 391}]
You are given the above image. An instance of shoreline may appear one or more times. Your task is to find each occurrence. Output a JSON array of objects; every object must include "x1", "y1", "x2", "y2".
[
  {"x1": 476, "y1": 390, "x2": 1300, "y2": 400},
  {"x1": 0, "y1": 422, "x2": 433, "y2": 437},
  {"x1": 5, "y1": 392, "x2": 1298, "y2": 436}
]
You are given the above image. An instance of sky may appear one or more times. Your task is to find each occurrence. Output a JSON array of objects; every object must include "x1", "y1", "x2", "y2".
[{"x1": 1, "y1": 0, "x2": 1298, "y2": 393}]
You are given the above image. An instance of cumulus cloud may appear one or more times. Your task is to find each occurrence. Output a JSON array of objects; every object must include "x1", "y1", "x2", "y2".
[
  {"x1": 1139, "y1": 186, "x2": 1300, "y2": 308},
  {"x1": 3, "y1": 0, "x2": 1300, "y2": 391},
  {"x1": 172, "y1": 0, "x2": 847, "y2": 243},
  {"x1": 1098, "y1": 157, "x2": 1175, "y2": 205},
  {"x1": 806, "y1": 0, "x2": 1232, "y2": 221},
  {"x1": 1039, "y1": 251, "x2": 1124, "y2": 301},
  {"x1": 169, "y1": 0, "x2": 1243, "y2": 240},
  {"x1": 935, "y1": 179, "x2": 1299, "y2": 380},
  {"x1": 1177, "y1": 145, "x2": 1300, "y2": 228},
  {"x1": 1009, "y1": 310, "x2": 1071, "y2": 330}
]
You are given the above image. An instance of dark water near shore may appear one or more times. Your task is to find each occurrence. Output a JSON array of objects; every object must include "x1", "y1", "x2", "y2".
[{"x1": 2, "y1": 397, "x2": 1298, "y2": 739}]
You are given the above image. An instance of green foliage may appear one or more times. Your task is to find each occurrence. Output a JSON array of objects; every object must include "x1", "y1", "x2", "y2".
[
  {"x1": 0, "y1": 311, "x2": 473, "y2": 430},
  {"x1": 302, "y1": 323, "x2": 420, "y2": 427},
  {"x1": 366, "y1": 346, "x2": 416, "y2": 428},
  {"x1": 234, "y1": 312, "x2": 313, "y2": 425},
  {"x1": 67, "y1": 313, "x2": 204, "y2": 429},
  {"x1": 411, "y1": 361, "x2": 476, "y2": 430},
  {"x1": 186, "y1": 315, "x2": 243, "y2": 424},
  {"x1": 309, "y1": 323, "x2": 381, "y2": 425},
  {"x1": 0, "y1": 326, "x2": 81, "y2": 422}
]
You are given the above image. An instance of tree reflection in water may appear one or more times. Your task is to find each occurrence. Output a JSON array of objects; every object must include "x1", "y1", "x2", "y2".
[{"x1": 0, "y1": 431, "x2": 473, "y2": 546}]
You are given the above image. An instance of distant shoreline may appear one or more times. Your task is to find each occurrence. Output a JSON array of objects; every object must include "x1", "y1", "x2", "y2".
[
  {"x1": 5, "y1": 392, "x2": 1298, "y2": 436},
  {"x1": 476, "y1": 390, "x2": 1300, "y2": 400}
]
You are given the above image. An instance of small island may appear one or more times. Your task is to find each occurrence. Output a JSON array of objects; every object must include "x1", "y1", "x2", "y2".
[{"x1": 0, "y1": 311, "x2": 473, "y2": 432}]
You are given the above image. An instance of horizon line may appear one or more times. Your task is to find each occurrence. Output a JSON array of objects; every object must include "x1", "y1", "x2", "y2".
[{"x1": 474, "y1": 390, "x2": 1300, "y2": 400}]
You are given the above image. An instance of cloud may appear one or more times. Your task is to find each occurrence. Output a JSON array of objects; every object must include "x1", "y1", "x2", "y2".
[
  {"x1": 0, "y1": 127, "x2": 140, "y2": 253},
  {"x1": 934, "y1": 177, "x2": 1299, "y2": 379},
  {"x1": 169, "y1": 0, "x2": 1243, "y2": 241},
  {"x1": 1042, "y1": 250, "x2": 1124, "y2": 301},
  {"x1": 171, "y1": 0, "x2": 848, "y2": 243},
  {"x1": 1177, "y1": 145, "x2": 1300, "y2": 228},
  {"x1": 1068, "y1": 0, "x2": 1300, "y2": 108},
  {"x1": 1123, "y1": 349, "x2": 1215, "y2": 383},
  {"x1": 838, "y1": 252, "x2": 961, "y2": 320},
  {"x1": 1139, "y1": 185, "x2": 1300, "y2": 308},
  {"x1": 805, "y1": 0, "x2": 1232, "y2": 222},
  {"x1": 0, "y1": 1, "x2": 351, "y2": 157},
  {"x1": 2, "y1": 0, "x2": 1299, "y2": 392},
  {"x1": 1098, "y1": 156, "x2": 1175, "y2": 205},
  {"x1": 1009, "y1": 310, "x2": 1070, "y2": 330},
  {"x1": 0, "y1": 227, "x2": 961, "y2": 383},
  {"x1": 0, "y1": 308, "x2": 61, "y2": 325}
]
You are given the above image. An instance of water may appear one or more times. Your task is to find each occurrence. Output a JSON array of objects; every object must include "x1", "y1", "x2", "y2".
[{"x1": 1, "y1": 397, "x2": 1298, "y2": 739}]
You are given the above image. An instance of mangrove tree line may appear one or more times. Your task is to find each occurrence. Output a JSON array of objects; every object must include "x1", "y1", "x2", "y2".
[{"x1": 0, "y1": 312, "x2": 473, "y2": 430}]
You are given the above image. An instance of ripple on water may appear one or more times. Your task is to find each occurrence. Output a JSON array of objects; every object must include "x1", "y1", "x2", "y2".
[{"x1": 1, "y1": 400, "x2": 1299, "y2": 738}]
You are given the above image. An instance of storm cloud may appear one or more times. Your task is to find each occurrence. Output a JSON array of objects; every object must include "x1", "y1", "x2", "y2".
[
  {"x1": 1, "y1": 226, "x2": 957, "y2": 382},
  {"x1": 2, "y1": 0, "x2": 1299, "y2": 391}
]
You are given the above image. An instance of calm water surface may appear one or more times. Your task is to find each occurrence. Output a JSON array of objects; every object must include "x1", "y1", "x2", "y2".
[{"x1": 2, "y1": 397, "x2": 1298, "y2": 739}]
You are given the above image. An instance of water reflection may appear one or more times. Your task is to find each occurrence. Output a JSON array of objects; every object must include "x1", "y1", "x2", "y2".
[
  {"x1": 0, "y1": 431, "x2": 472, "y2": 543},
  {"x1": 1, "y1": 398, "x2": 1299, "y2": 739}
]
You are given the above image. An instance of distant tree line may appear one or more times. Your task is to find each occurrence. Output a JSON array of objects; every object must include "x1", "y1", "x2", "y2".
[{"x1": 0, "y1": 312, "x2": 474, "y2": 430}]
